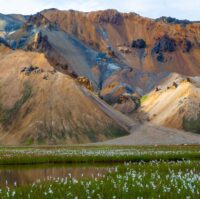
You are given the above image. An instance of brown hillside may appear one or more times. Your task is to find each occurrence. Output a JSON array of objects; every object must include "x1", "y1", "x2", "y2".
[
  {"x1": 42, "y1": 9, "x2": 200, "y2": 76},
  {"x1": 139, "y1": 74, "x2": 200, "y2": 132},
  {"x1": 0, "y1": 46, "x2": 127, "y2": 145}
]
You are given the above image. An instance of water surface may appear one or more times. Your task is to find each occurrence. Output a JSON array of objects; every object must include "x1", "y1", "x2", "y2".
[{"x1": 0, "y1": 164, "x2": 116, "y2": 187}]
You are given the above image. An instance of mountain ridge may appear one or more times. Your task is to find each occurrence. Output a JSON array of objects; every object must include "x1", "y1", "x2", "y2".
[{"x1": 0, "y1": 9, "x2": 199, "y2": 145}]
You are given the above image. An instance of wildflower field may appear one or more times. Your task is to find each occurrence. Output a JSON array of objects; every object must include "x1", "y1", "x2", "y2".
[
  {"x1": 0, "y1": 145, "x2": 199, "y2": 165},
  {"x1": 0, "y1": 146, "x2": 199, "y2": 198}
]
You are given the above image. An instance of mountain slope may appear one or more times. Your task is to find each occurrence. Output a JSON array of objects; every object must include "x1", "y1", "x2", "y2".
[
  {"x1": 0, "y1": 13, "x2": 27, "y2": 37},
  {"x1": 0, "y1": 9, "x2": 199, "y2": 145},
  {"x1": 40, "y1": 9, "x2": 200, "y2": 102},
  {"x1": 0, "y1": 45, "x2": 128, "y2": 145},
  {"x1": 42, "y1": 9, "x2": 200, "y2": 76},
  {"x1": 139, "y1": 74, "x2": 200, "y2": 132}
]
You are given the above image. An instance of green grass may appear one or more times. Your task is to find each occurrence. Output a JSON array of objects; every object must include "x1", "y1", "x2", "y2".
[
  {"x1": 0, "y1": 146, "x2": 199, "y2": 165},
  {"x1": 0, "y1": 161, "x2": 199, "y2": 199},
  {"x1": 183, "y1": 116, "x2": 200, "y2": 134},
  {"x1": 140, "y1": 95, "x2": 148, "y2": 104},
  {"x1": 0, "y1": 146, "x2": 199, "y2": 198},
  {"x1": 0, "y1": 82, "x2": 32, "y2": 127}
]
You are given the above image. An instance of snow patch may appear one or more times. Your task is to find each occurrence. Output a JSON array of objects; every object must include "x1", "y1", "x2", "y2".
[{"x1": 107, "y1": 63, "x2": 120, "y2": 71}]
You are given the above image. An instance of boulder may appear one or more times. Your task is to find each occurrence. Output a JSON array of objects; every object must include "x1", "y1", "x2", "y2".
[{"x1": 131, "y1": 39, "x2": 146, "y2": 49}]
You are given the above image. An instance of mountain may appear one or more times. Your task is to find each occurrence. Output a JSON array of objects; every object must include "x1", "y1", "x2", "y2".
[
  {"x1": 0, "y1": 45, "x2": 127, "y2": 145},
  {"x1": 0, "y1": 9, "x2": 199, "y2": 145},
  {"x1": 41, "y1": 9, "x2": 200, "y2": 99},
  {"x1": 0, "y1": 13, "x2": 27, "y2": 37},
  {"x1": 139, "y1": 74, "x2": 200, "y2": 133},
  {"x1": 42, "y1": 9, "x2": 200, "y2": 72}
]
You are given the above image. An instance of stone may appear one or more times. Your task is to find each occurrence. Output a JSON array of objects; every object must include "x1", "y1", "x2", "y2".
[
  {"x1": 43, "y1": 74, "x2": 49, "y2": 80},
  {"x1": 131, "y1": 39, "x2": 146, "y2": 49},
  {"x1": 173, "y1": 82, "x2": 178, "y2": 88},
  {"x1": 155, "y1": 87, "x2": 160, "y2": 92},
  {"x1": 157, "y1": 53, "x2": 165, "y2": 62},
  {"x1": 152, "y1": 35, "x2": 176, "y2": 53},
  {"x1": 20, "y1": 67, "x2": 26, "y2": 73}
]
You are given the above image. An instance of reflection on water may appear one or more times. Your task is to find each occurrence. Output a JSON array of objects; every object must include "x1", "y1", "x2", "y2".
[{"x1": 0, "y1": 164, "x2": 116, "y2": 187}]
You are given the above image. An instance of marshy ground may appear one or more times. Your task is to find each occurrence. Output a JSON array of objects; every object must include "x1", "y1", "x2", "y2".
[{"x1": 0, "y1": 145, "x2": 199, "y2": 198}]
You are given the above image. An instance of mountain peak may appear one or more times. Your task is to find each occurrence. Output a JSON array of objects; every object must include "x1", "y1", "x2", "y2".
[
  {"x1": 88, "y1": 9, "x2": 123, "y2": 25},
  {"x1": 27, "y1": 13, "x2": 51, "y2": 27}
]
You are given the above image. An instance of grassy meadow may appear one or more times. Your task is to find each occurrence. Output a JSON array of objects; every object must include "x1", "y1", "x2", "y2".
[{"x1": 0, "y1": 145, "x2": 199, "y2": 198}]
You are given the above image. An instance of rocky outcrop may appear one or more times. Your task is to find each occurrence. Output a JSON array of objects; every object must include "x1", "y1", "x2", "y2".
[
  {"x1": 100, "y1": 82, "x2": 134, "y2": 104},
  {"x1": 27, "y1": 13, "x2": 54, "y2": 28},
  {"x1": 114, "y1": 98, "x2": 136, "y2": 114},
  {"x1": 180, "y1": 39, "x2": 192, "y2": 52},
  {"x1": 152, "y1": 35, "x2": 177, "y2": 62},
  {"x1": 20, "y1": 65, "x2": 44, "y2": 75},
  {"x1": 96, "y1": 10, "x2": 123, "y2": 25},
  {"x1": 113, "y1": 93, "x2": 141, "y2": 114},
  {"x1": 156, "y1": 17, "x2": 191, "y2": 26},
  {"x1": 26, "y1": 31, "x2": 52, "y2": 52},
  {"x1": 131, "y1": 39, "x2": 146, "y2": 49},
  {"x1": 77, "y1": 76, "x2": 94, "y2": 91},
  {"x1": 152, "y1": 35, "x2": 176, "y2": 54}
]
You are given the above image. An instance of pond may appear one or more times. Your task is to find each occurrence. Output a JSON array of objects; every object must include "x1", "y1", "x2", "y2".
[{"x1": 0, "y1": 164, "x2": 116, "y2": 187}]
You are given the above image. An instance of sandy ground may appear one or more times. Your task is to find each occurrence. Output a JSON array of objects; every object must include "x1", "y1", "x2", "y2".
[
  {"x1": 97, "y1": 123, "x2": 200, "y2": 145},
  {"x1": 84, "y1": 87, "x2": 200, "y2": 145}
]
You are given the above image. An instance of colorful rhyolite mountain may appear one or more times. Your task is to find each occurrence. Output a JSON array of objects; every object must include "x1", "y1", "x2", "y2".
[{"x1": 0, "y1": 9, "x2": 199, "y2": 145}]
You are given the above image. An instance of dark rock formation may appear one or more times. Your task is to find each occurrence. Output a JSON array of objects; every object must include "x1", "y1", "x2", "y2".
[
  {"x1": 155, "y1": 87, "x2": 161, "y2": 92},
  {"x1": 173, "y1": 82, "x2": 178, "y2": 88},
  {"x1": 156, "y1": 17, "x2": 191, "y2": 26},
  {"x1": 21, "y1": 66, "x2": 43, "y2": 75},
  {"x1": 157, "y1": 52, "x2": 165, "y2": 62},
  {"x1": 181, "y1": 39, "x2": 192, "y2": 52},
  {"x1": 131, "y1": 39, "x2": 146, "y2": 49},
  {"x1": 152, "y1": 35, "x2": 176, "y2": 53}
]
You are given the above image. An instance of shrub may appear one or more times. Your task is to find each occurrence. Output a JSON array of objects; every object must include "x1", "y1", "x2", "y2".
[
  {"x1": 140, "y1": 95, "x2": 148, "y2": 104},
  {"x1": 183, "y1": 116, "x2": 200, "y2": 134},
  {"x1": 0, "y1": 82, "x2": 32, "y2": 127}
]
